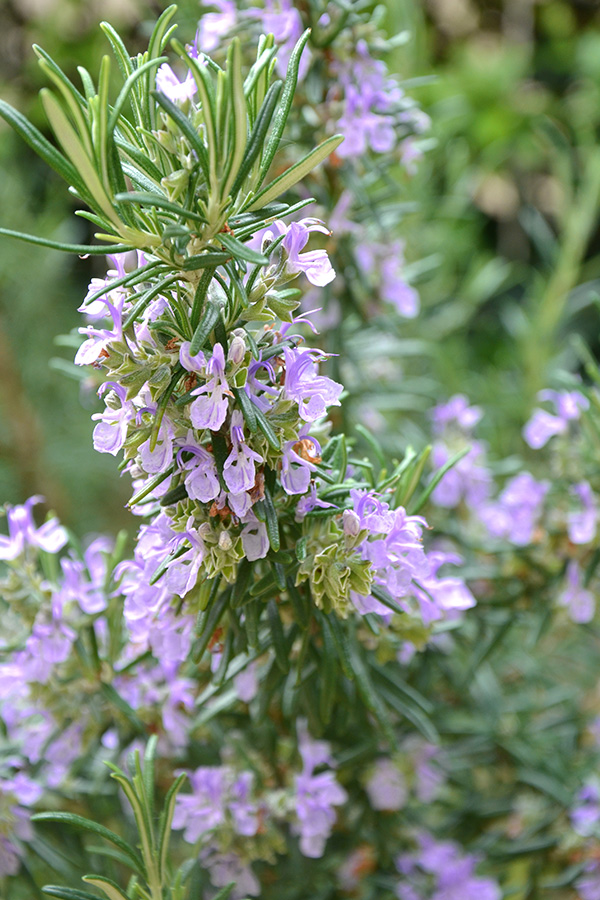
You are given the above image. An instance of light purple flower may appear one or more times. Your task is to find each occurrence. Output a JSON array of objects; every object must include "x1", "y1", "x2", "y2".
[
  {"x1": 523, "y1": 388, "x2": 589, "y2": 448},
  {"x1": 578, "y1": 859, "x2": 600, "y2": 900},
  {"x1": 190, "y1": 344, "x2": 231, "y2": 431},
  {"x1": 365, "y1": 758, "x2": 406, "y2": 811},
  {"x1": 195, "y1": 1, "x2": 237, "y2": 53},
  {"x1": 156, "y1": 63, "x2": 197, "y2": 103},
  {"x1": 178, "y1": 437, "x2": 221, "y2": 503},
  {"x1": 283, "y1": 347, "x2": 343, "y2": 422},
  {"x1": 0, "y1": 496, "x2": 68, "y2": 560},
  {"x1": 92, "y1": 382, "x2": 136, "y2": 456},
  {"x1": 223, "y1": 411, "x2": 262, "y2": 494},
  {"x1": 282, "y1": 220, "x2": 336, "y2": 286},
  {"x1": 247, "y1": 0, "x2": 308, "y2": 79},
  {"x1": 568, "y1": 481, "x2": 597, "y2": 545},
  {"x1": 431, "y1": 395, "x2": 483, "y2": 434},
  {"x1": 559, "y1": 560, "x2": 595, "y2": 624},
  {"x1": 281, "y1": 432, "x2": 320, "y2": 495},
  {"x1": 480, "y1": 472, "x2": 549, "y2": 546},
  {"x1": 571, "y1": 781, "x2": 600, "y2": 836},
  {"x1": 240, "y1": 511, "x2": 269, "y2": 561}
]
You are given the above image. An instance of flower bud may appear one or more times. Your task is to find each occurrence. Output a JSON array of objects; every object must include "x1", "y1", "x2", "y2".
[
  {"x1": 342, "y1": 510, "x2": 361, "y2": 537},
  {"x1": 219, "y1": 531, "x2": 233, "y2": 551},
  {"x1": 228, "y1": 333, "x2": 246, "y2": 365}
]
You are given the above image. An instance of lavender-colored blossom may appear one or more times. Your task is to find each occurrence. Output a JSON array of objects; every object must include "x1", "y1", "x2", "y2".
[
  {"x1": 396, "y1": 832, "x2": 501, "y2": 900},
  {"x1": 281, "y1": 432, "x2": 320, "y2": 495},
  {"x1": 195, "y1": 1, "x2": 237, "y2": 52},
  {"x1": 413, "y1": 552, "x2": 476, "y2": 626},
  {"x1": 356, "y1": 240, "x2": 419, "y2": 318},
  {"x1": 240, "y1": 511, "x2": 269, "y2": 561},
  {"x1": 234, "y1": 661, "x2": 259, "y2": 703},
  {"x1": 283, "y1": 347, "x2": 343, "y2": 422},
  {"x1": 430, "y1": 441, "x2": 492, "y2": 512},
  {"x1": 200, "y1": 847, "x2": 260, "y2": 899},
  {"x1": 139, "y1": 419, "x2": 174, "y2": 475},
  {"x1": 559, "y1": 560, "x2": 595, "y2": 624},
  {"x1": 178, "y1": 438, "x2": 221, "y2": 503},
  {"x1": 223, "y1": 411, "x2": 262, "y2": 494},
  {"x1": 578, "y1": 860, "x2": 600, "y2": 900},
  {"x1": 568, "y1": 481, "x2": 597, "y2": 545},
  {"x1": 281, "y1": 220, "x2": 336, "y2": 286},
  {"x1": 293, "y1": 722, "x2": 347, "y2": 858},
  {"x1": 190, "y1": 344, "x2": 231, "y2": 431},
  {"x1": 295, "y1": 484, "x2": 336, "y2": 521},
  {"x1": 523, "y1": 388, "x2": 589, "y2": 448},
  {"x1": 431, "y1": 394, "x2": 483, "y2": 435},
  {"x1": 480, "y1": 472, "x2": 549, "y2": 546},
  {"x1": 0, "y1": 496, "x2": 68, "y2": 560},
  {"x1": 571, "y1": 781, "x2": 600, "y2": 836},
  {"x1": 156, "y1": 63, "x2": 197, "y2": 102},
  {"x1": 247, "y1": 0, "x2": 308, "y2": 79},
  {"x1": 365, "y1": 758, "x2": 406, "y2": 811},
  {"x1": 92, "y1": 382, "x2": 136, "y2": 456},
  {"x1": 173, "y1": 766, "x2": 228, "y2": 842}
]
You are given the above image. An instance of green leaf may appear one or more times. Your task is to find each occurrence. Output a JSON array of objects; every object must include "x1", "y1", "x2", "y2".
[
  {"x1": 142, "y1": 735, "x2": 158, "y2": 822},
  {"x1": 32, "y1": 813, "x2": 143, "y2": 874},
  {"x1": 230, "y1": 80, "x2": 282, "y2": 198},
  {"x1": 247, "y1": 135, "x2": 344, "y2": 211},
  {"x1": 193, "y1": 589, "x2": 231, "y2": 662},
  {"x1": 233, "y1": 387, "x2": 258, "y2": 433},
  {"x1": 114, "y1": 191, "x2": 207, "y2": 224},
  {"x1": 319, "y1": 615, "x2": 338, "y2": 724},
  {"x1": 100, "y1": 22, "x2": 134, "y2": 80},
  {"x1": 152, "y1": 90, "x2": 210, "y2": 181},
  {"x1": 108, "y1": 57, "x2": 167, "y2": 135},
  {"x1": 258, "y1": 29, "x2": 311, "y2": 184},
  {"x1": 263, "y1": 484, "x2": 280, "y2": 552},
  {"x1": 42, "y1": 888, "x2": 101, "y2": 900},
  {"x1": 158, "y1": 773, "x2": 187, "y2": 881},
  {"x1": 409, "y1": 445, "x2": 470, "y2": 514},
  {"x1": 253, "y1": 406, "x2": 280, "y2": 450},
  {"x1": 100, "y1": 682, "x2": 146, "y2": 733},
  {"x1": 267, "y1": 600, "x2": 289, "y2": 672},
  {"x1": 0, "y1": 99, "x2": 84, "y2": 192},
  {"x1": 0, "y1": 227, "x2": 131, "y2": 255},
  {"x1": 219, "y1": 232, "x2": 268, "y2": 265},
  {"x1": 182, "y1": 251, "x2": 231, "y2": 271},
  {"x1": 222, "y1": 38, "x2": 248, "y2": 199},
  {"x1": 82, "y1": 876, "x2": 129, "y2": 900}
]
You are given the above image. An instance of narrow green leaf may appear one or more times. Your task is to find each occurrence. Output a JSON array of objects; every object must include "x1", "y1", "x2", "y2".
[
  {"x1": 182, "y1": 251, "x2": 231, "y2": 271},
  {"x1": 267, "y1": 600, "x2": 289, "y2": 672},
  {"x1": 258, "y1": 29, "x2": 311, "y2": 183},
  {"x1": 158, "y1": 773, "x2": 187, "y2": 881},
  {"x1": 263, "y1": 485, "x2": 280, "y2": 552},
  {"x1": 222, "y1": 38, "x2": 248, "y2": 199},
  {"x1": 0, "y1": 99, "x2": 84, "y2": 192},
  {"x1": 108, "y1": 57, "x2": 167, "y2": 134},
  {"x1": 233, "y1": 387, "x2": 258, "y2": 433},
  {"x1": 409, "y1": 446, "x2": 470, "y2": 514},
  {"x1": 152, "y1": 90, "x2": 210, "y2": 181},
  {"x1": 82, "y1": 876, "x2": 129, "y2": 900},
  {"x1": 32, "y1": 814, "x2": 143, "y2": 874},
  {"x1": 100, "y1": 683, "x2": 145, "y2": 733},
  {"x1": 149, "y1": 366, "x2": 184, "y2": 452},
  {"x1": 42, "y1": 888, "x2": 100, "y2": 900},
  {"x1": 0, "y1": 228, "x2": 130, "y2": 255},
  {"x1": 190, "y1": 300, "x2": 221, "y2": 354},
  {"x1": 254, "y1": 406, "x2": 280, "y2": 450},
  {"x1": 248, "y1": 135, "x2": 344, "y2": 211},
  {"x1": 219, "y1": 232, "x2": 268, "y2": 265},
  {"x1": 114, "y1": 191, "x2": 207, "y2": 223},
  {"x1": 230, "y1": 81, "x2": 282, "y2": 198},
  {"x1": 319, "y1": 616, "x2": 337, "y2": 724},
  {"x1": 100, "y1": 22, "x2": 134, "y2": 79},
  {"x1": 142, "y1": 735, "x2": 158, "y2": 823},
  {"x1": 193, "y1": 589, "x2": 230, "y2": 662}
]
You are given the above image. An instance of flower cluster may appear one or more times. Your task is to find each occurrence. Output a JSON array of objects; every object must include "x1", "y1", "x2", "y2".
[{"x1": 395, "y1": 832, "x2": 501, "y2": 900}]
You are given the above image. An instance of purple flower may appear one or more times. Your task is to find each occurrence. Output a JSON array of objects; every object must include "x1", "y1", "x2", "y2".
[
  {"x1": 281, "y1": 431, "x2": 320, "y2": 495},
  {"x1": 247, "y1": 0, "x2": 308, "y2": 79},
  {"x1": 523, "y1": 388, "x2": 589, "y2": 448},
  {"x1": 173, "y1": 766, "x2": 228, "y2": 842},
  {"x1": 559, "y1": 560, "x2": 595, "y2": 624},
  {"x1": 480, "y1": 472, "x2": 548, "y2": 545},
  {"x1": 139, "y1": 419, "x2": 174, "y2": 474},
  {"x1": 190, "y1": 344, "x2": 231, "y2": 431},
  {"x1": 282, "y1": 220, "x2": 336, "y2": 286},
  {"x1": 0, "y1": 496, "x2": 68, "y2": 560},
  {"x1": 396, "y1": 833, "x2": 501, "y2": 900},
  {"x1": 92, "y1": 382, "x2": 136, "y2": 456},
  {"x1": 568, "y1": 481, "x2": 597, "y2": 545},
  {"x1": 177, "y1": 436, "x2": 221, "y2": 503},
  {"x1": 156, "y1": 64, "x2": 197, "y2": 102},
  {"x1": 571, "y1": 781, "x2": 600, "y2": 836},
  {"x1": 195, "y1": 1, "x2": 237, "y2": 53},
  {"x1": 356, "y1": 240, "x2": 419, "y2": 318},
  {"x1": 365, "y1": 758, "x2": 406, "y2": 811},
  {"x1": 283, "y1": 347, "x2": 343, "y2": 422},
  {"x1": 578, "y1": 859, "x2": 600, "y2": 900},
  {"x1": 431, "y1": 395, "x2": 483, "y2": 434},
  {"x1": 430, "y1": 441, "x2": 492, "y2": 512},
  {"x1": 413, "y1": 552, "x2": 476, "y2": 625},
  {"x1": 240, "y1": 511, "x2": 269, "y2": 561},
  {"x1": 223, "y1": 411, "x2": 262, "y2": 494}
]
